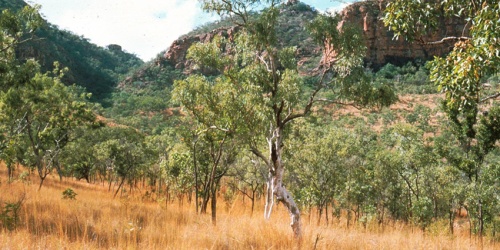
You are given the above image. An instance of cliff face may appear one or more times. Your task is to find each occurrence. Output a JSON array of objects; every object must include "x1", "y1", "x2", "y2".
[
  {"x1": 164, "y1": 26, "x2": 240, "y2": 71},
  {"x1": 160, "y1": 0, "x2": 465, "y2": 72},
  {"x1": 339, "y1": 0, "x2": 466, "y2": 68}
]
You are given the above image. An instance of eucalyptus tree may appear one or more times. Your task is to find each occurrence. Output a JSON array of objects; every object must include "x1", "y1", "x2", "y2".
[
  {"x1": 59, "y1": 127, "x2": 101, "y2": 183},
  {"x1": 287, "y1": 122, "x2": 351, "y2": 226},
  {"x1": 227, "y1": 153, "x2": 267, "y2": 216},
  {"x1": 165, "y1": 144, "x2": 194, "y2": 203},
  {"x1": 174, "y1": 0, "x2": 395, "y2": 237},
  {"x1": 0, "y1": 6, "x2": 96, "y2": 189},
  {"x1": 384, "y1": 0, "x2": 500, "y2": 237},
  {"x1": 0, "y1": 64, "x2": 96, "y2": 190},
  {"x1": 94, "y1": 127, "x2": 152, "y2": 198},
  {"x1": 378, "y1": 123, "x2": 441, "y2": 230},
  {"x1": 0, "y1": 6, "x2": 43, "y2": 180},
  {"x1": 173, "y1": 73, "x2": 242, "y2": 225},
  {"x1": 144, "y1": 129, "x2": 176, "y2": 194}
]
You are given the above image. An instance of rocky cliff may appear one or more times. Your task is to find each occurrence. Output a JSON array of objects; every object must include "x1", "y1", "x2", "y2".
[
  {"x1": 161, "y1": 0, "x2": 464, "y2": 72},
  {"x1": 164, "y1": 26, "x2": 240, "y2": 71},
  {"x1": 339, "y1": 0, "x2": 466, "y2": 68}
]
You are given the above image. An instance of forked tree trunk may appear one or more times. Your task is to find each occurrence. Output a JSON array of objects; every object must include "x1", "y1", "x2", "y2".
[{"x1": 264, "y1": 127, "x2": 302, "y2": 238}]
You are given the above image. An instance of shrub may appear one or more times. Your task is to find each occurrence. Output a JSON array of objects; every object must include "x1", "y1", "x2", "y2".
[
  {"x1": 62, "y1": 188, "x2": 78, "y2": 200},
  {"x1": 0, "y1": 195, "x2": 25, "y2": 231}
]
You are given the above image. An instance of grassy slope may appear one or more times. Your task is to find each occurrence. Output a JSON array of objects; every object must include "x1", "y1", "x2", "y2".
[{"x1": 0, "y1": 166, "x2": 494, "y2": 249}]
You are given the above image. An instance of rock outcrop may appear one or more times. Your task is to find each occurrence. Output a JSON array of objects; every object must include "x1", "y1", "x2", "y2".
[
  {"x1": 164, "y1": 26, "x2": 240, "y2": 72},
  {"x1": 338, "y1": 0, "x2": 466, "y2": 68}
]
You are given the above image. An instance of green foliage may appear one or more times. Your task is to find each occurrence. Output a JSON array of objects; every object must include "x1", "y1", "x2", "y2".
[
  {"x1": 0, "y1": 5, "x2": 98, "y2": 188},
  {"x1": 62, "y1": 188, "x2": 77, "y2": 200},
  {"x1": 287, "y1": 121, "x2": 375, "y2": 213},
  {"x1": 374, "y1": 62, "x2": 434, "y2": 94},
  {"x1": 103, "y1": 56, "x2": 183, "y2": 134},
  {"x1": 165, "y1": 148, "x2": 194, "y2": 197},
  {"x1": 307, "y1": 14, "x2": 365, "y2": 76},
  {"x1": 1, "y1": 0, "x2": 143, "y2": 103},
  {"x1": 59, "y1": 125, "x2": 104, "y2": 182},
  {"x1": 25, "y1": 26, "x2": 143, "y2": 102},
  {"x1": 0, "y1": 195, "x2": 24, "y2": 231},
  {"x1": 404, "y1": 104, "x2": 432, "y2": 131},
  {"x1": 385, "y1": 0, "x2": 500, "y2": 236},
  {"x1": 477, "y1": 105, "x2": 500, "y2": 154}
]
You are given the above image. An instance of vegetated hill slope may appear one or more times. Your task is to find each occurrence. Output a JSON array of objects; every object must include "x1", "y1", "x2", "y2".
[
  {"x1": 120, "y1": 0, "x2": 466, "y2": 92},
  {"x1": 107, "y1": 0, "x2": 469, "y2": 133},
  {"x1": 2, "y1": 0, "x2": 144, "y2": 103}
]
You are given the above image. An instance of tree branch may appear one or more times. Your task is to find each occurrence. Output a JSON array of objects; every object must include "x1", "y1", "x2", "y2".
[
  {"x1": 282, "y1": 71, "x2": 328, "y2": 125},
  {"x1": 421, "y1": 36, "x2": 470, "y2": 45},
  {"x1": 313, "y1": 98, "x2": 362, "y2": 110},
  {"x1": 480, "y1": 92, "x2": 500, "y2": 103},
  {"x1": 250, "y1": 146, "x2": 270, "y2": 167}
]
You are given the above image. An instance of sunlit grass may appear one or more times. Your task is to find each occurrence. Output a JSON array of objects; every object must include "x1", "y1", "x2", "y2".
[{"x1": 0, "y1": 167, "x2": 496, "y2": 249}]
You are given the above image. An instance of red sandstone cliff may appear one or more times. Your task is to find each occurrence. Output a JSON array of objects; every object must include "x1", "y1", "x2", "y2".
[
  {"x1": 338, "y1": 0, "x2": 466, "y2": 68},
  {"x1": 162, "y1": 0, "x2": 465, "y2": 72}
]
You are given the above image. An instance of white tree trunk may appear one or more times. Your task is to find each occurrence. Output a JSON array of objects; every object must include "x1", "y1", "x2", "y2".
[
  {"x1": 272, "y1": 164, "x2": 301, "y2": 237},
  {"x1": 264, "y1": 173, "x2": 274, "y2": 219},
  {"x1": 264, "y1": 127, "x2": 302, "y2": 237}
]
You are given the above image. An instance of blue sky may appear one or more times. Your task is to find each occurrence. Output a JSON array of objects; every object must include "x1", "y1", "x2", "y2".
[{"x1": 27, "y1": 0, "x2": 353, "y2": 61}]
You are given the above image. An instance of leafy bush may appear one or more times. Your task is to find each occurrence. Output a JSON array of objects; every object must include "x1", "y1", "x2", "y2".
[
  {"x1": 0, "y1": 195, "x2": 25, "y2": 231},
  {"x1": 374, "y1": 62, "x2": 436, "y2": 94},
  {"x1": 62, "y1": 188, "x2": 78, "y2": 200}
]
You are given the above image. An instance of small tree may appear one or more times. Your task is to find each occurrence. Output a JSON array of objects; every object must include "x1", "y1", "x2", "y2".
[
  {"x1": 228, "y1": 154, "x2": 267, "y2": 216},
  {"x1": 94, "y1": 127, "x2": 149, "y2": 198}
]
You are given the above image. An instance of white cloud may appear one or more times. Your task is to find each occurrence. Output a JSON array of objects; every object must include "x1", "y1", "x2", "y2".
[{"x1": 28, "y1": 0, "x2": 216, "y2": 61}]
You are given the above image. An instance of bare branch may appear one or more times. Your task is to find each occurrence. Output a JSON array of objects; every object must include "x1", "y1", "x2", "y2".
[
  {"x1": 228, "y1": 181, "x2": 254, "y2": 199},
  {"x1": 313, "y1": 98, "x2": 362, "y2": 110},
  {"x1": 258, "y1": 55, "x2": 272, "y2": 72},
  {"x1": 422, "y1": 36, "x2": 471, "y2": 45},
  {"x1": 0, "y1": 35, "x2": 43, "y2": 53},
  {"x1": 481, "y1": 92, "x2": 500, "y2": 103},
  {"x1": 209, "y1": 125, "x2": 231, "y2": 133}
]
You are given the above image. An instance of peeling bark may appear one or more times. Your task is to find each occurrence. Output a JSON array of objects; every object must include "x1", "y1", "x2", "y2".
[
  {"x1": 264, "y1": 174, "x2": 274, "y2": 219},
  {"x1": 263, "y1": 127, "x2": 302, "y2": 238}
]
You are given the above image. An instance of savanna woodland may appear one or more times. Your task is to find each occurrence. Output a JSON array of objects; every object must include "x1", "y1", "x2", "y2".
[{"x1": 0, "y1": 0, "x2": 499, "y2": 249}]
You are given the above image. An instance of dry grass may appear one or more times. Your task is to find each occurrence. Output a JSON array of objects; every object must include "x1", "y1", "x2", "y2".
[{"x1": 0, "y1": 168, "x2": 497, "y2": 250}]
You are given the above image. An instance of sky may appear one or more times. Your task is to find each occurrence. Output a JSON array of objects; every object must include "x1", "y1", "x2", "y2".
[{"x1": 27, "y1": 0, "x2": 352, "y2": 61}]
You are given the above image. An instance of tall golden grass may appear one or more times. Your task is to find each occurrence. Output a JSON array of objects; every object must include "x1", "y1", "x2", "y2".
[{"x1": 0, "y1": 167, "x2": 497, "y2": 249}]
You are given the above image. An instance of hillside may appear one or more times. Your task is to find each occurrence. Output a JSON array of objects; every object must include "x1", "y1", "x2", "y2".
[
  {"x1": 1, "y1": 0, "x2": 144, "y2": 103},
  {"x1": 107, "y1": 0, "x2": 466, "y2": 133}
]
